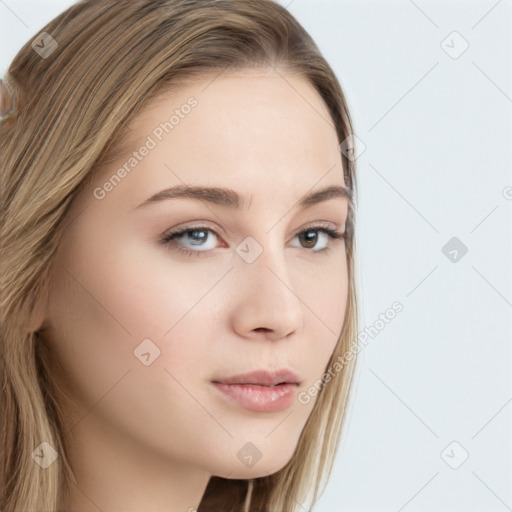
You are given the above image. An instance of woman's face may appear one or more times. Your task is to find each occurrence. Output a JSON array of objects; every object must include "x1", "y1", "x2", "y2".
[{"x1": 42, "y1": 68, "x2": 350, "y2": 480}]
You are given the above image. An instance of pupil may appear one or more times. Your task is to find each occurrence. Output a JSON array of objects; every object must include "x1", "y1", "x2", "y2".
[
  {"x1": 300, "y1": 231, "x2": 317, "y2": 248},
  {"x1": 188, "y1": 229, "x2": 207, "y2": 245}
]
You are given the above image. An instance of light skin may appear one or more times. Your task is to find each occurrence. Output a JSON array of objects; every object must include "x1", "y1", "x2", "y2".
[{"x1": 35, "y1": 68, "x2": 350, "y2": 512}]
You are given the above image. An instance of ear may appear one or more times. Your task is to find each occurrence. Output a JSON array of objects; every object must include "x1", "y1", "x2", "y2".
[{"x1": 26, "y1": 288, "x2": 49, "y2": 333}]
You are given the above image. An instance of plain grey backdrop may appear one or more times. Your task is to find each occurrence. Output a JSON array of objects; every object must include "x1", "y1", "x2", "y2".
[{"x1": 1, "y1": 0, "x2": 511, "y2": 511}]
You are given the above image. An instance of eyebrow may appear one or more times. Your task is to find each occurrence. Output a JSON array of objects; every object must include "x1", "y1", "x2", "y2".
[{"x1": 133, "y1": 184, "x2": 352, "y2": 211}]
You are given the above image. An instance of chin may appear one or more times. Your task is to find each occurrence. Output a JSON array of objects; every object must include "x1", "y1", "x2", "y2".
[{"x1": 212, "y1": 449, "x2": 296, "y2": 480}]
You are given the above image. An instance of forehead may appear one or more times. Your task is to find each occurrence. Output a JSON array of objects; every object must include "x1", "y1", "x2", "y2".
[
  {"x1": 116, "y1": 69, "x2": 337, "y2": 158},
  {"x1": 86, "y1": 69, "x2": 346, "y2": 211}
]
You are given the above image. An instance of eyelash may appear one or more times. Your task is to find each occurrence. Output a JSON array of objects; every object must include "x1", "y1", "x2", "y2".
[{"x1": 158, "y1": 222, "x2": 345, "y2": 258}]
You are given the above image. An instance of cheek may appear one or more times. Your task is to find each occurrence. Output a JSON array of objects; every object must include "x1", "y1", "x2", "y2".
[
  {"x1": 44, "y1": 234, "x2": 221, "y2": 438},
  {"x1": 301, "y1": 252, "x2": 348, "y2": 333},
  {"x1": 48, "y1": 231, "x2": 231, "y2": 374},
  {"x1": 43, "y1": 250, "x2": 139, "y2": 414},
  {"x1": 116, "y1": 243, "x2": 234, "y2": 342},
  {"x1": 299, "y1": 255, "x2": 348, "y2": 379}
]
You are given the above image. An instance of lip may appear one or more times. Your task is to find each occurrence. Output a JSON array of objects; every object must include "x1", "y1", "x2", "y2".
[
  {"x1": 212, "y1": 382, "x2": 298, "y2": 412},
  {"x1": 212, "y1": 368, "x2": 302, "y2": 387},
  {"x1": 211, "y1": 368, "x2": 301, "y2": 413}
]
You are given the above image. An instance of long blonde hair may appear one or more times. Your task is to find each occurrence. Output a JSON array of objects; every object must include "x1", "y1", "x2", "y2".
[{"x1": 0, "y1": 1, "x2": 359, "y2": 510}]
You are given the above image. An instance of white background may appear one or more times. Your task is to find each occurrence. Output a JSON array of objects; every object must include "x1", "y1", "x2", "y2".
[{"x1": 1, "y1": 1, "x2": 511, "y2": 511}]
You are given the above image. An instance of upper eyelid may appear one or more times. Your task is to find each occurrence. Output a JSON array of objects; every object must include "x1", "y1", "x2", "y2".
[
  {"x1": 164, "y1": 219, "x2": 342, "y2": 237},
  {"x1": 163, "y1": 220, "x2": 227, "y2": 239}
]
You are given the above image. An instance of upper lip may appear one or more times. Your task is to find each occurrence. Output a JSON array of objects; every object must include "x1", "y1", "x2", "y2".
[{"x1": 212, "y1": 368, "x2": 302, "y2": 387}]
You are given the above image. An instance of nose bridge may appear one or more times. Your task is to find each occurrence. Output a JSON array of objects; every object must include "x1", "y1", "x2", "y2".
[
  {"x1": 235, "y1": 233, "x2": 291, "y2": 291},
  {"x1": 230, "y1": 233, "x2": 304, "y2": 338}
]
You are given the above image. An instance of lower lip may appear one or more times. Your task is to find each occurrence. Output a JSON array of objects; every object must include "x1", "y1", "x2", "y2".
[{"x1": 212, "y1": 382, "x2": 297, "y2": 412}]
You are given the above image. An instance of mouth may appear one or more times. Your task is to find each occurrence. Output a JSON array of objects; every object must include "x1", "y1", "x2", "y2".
[
  {"x1": 211, "y1": 368, "x2": 302, "y2": 387},
  {"x1": 211, "y1": 382, "x2": 299, "y2": 413},
  {"x1": 210, "y1": 368, "x2": 302, "y2": 412}
]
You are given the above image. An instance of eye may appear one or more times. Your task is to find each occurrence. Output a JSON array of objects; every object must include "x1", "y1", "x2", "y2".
[
  {"x1": 290, "y1": 225, "x2": 344, "y2": 251},
  {"x1": 159, "y1": 225, "x2": 220, "y2": 256},
  {"x1": 158, "y1": 222, "x2": 345, "y2": 257}
]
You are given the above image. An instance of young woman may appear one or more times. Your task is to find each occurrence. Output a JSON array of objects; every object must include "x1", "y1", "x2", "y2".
[{"x1": 0, "y1": 1, "x2": 360, "y2": 510}]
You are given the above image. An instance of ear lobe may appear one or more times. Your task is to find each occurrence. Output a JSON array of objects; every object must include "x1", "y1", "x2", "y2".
[{"x1": 26, "y1": 290, "x2": 48, "y2": 333}]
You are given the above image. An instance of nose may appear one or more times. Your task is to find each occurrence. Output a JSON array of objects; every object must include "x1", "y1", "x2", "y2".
[{"x1": 229, "y1": 242, "x2": 304, "y2": 341}]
